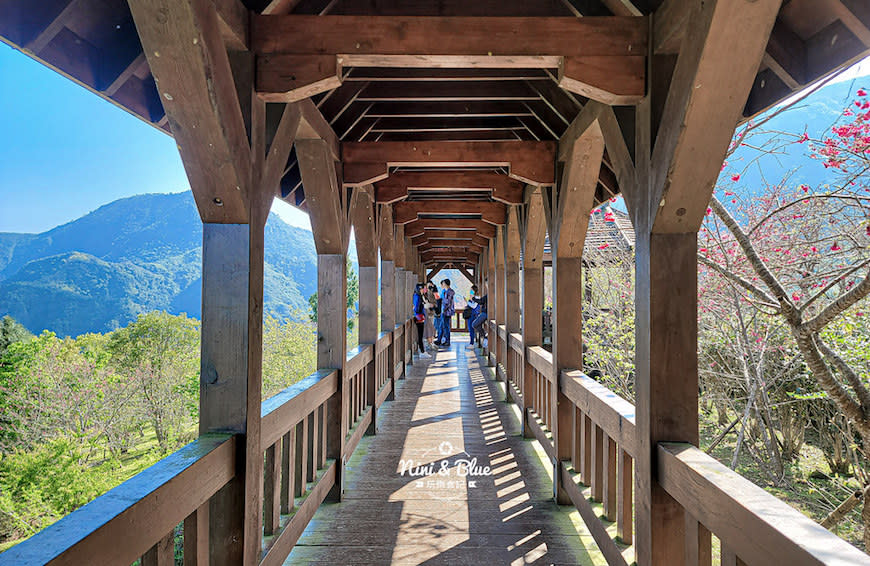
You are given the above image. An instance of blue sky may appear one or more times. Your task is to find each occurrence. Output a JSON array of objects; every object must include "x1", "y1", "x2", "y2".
[
  {"x1": 1, "y1": 41, "x2": 867, "y2": 234},
  {"x1": 0, "y1": 43, "x2": 310, "y2": 234}
]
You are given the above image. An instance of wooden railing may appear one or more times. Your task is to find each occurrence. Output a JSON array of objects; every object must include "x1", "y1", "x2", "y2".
[
  {"x1": 1, "y1": 319, "x2": 414, "y2": 566},
  {"x1": 0, "y1": 434, "x2": 236, "y2": 565},
  {"x1": 486, "y1": 320, "x2": 868, "y2": 566},
  {"x1": 658, "y1": 443, "x2": 870, "y2": 566}
]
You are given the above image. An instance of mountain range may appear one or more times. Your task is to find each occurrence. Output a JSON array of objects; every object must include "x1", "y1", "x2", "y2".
[{"x1": 0, "y1": 192, "x2": 321, "y2": 337}]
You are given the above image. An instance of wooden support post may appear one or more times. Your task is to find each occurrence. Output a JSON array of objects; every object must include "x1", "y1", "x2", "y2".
[
  {"x1": 297, "y1": 137, "x2": 350, "y2": 502},
  {"x1": 319, "y1": 253, "x2": 347, "y2": 500},
  {"x1": 352, "y1": 188, "x2": 379, "y2": 434},
  {"x1": 545, "y1": 110, "x2": 605, "y2": 505},
  {"x1": 486, "y1": 240, "x2": 497, "y2": 365},
  {"x1": 493, "y1": 225, "x2": 506, "y2": 376},
  {"x1": 200, "y1": 223, "x2": 266, "y2": 565},
  {"x1": 521, "y1": 188, "x2": 546, "y2": 437},
  {"x1": 628, "y1": 1, "x2": 779, "y2": 564},
  {"x1": 406, "y1": 269, "x2": 417, "y2": 356},
  {"x1": 504, "y1": 206, "x2": 521, "y2": 401}
]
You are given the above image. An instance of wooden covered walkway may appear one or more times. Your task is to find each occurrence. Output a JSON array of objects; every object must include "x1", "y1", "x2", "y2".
[
  {"x1": 3, "y1": 1, "x2": 870, "y2": 565},
  {"x1": 288, "y1": 338, "x2": 607, "y2": 566}
]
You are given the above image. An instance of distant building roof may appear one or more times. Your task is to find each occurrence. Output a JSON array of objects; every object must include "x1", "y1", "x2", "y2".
[{"x1": 539, "y1": 207, "x2": 634, "y2": 264}]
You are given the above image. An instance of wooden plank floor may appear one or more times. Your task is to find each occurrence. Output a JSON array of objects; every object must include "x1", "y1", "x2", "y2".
[{"x1": 285, "y1": 336, "x2": 607, "y2": 565}]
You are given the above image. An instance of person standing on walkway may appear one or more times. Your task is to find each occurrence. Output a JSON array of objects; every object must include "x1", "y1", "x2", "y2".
[
  {"x1": 470, "y1": 289, "x2": 488, "y2": 349},
  {"x1": 423, "y1": 282, "x2": 437, "y2": 350},
  {"x1": 435, "y1": 278, "x2": 455, "y2": 348},
  {"x1": 465, "y1": 285, "x2": 482, "y2": 349},
  {"x1": 413, "y1": 283, "x2": 430, "y2": 359},
  {"x1": 431, "y1": 282, "x2": 443, "y2": 344}
]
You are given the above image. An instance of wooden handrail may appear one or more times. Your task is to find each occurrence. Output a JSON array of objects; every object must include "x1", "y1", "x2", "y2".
[
  {"x1": 375, "y1": 330, "x2": 391, "y2": 353},
  {"x1": 261, "y1": 369, "x2": 338, "y2": 447},
  {"x1": 526, "y1": 345, "x2": 553, "y2": 380},
  {"x1": 0, "y1": 434, "x2": 235, "y2": 566},
  {"x1": 560, "y1": 370, "x2": 636, "y2": 456},
  {"x1": 509, "y1": 332, "x2": 523, "y2": 353},
  {"x1": 497, "y1": 324, "x2": 508, "y2": 340},
  {"x1": 658, "y1": 443, "x2": 870, "y2": 566},
  {"x1": 345, "y1": 344, "x2": 373, "y2": 377}
]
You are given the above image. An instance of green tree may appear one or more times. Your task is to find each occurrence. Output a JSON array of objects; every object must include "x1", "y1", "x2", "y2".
[
  {"x1": 0, "y1": 316, "x2": 32, "y2": 358},
  {"x1": 307, "y1": 258, "x2": 359, "y2": 329},
  {"x1": 107, "y1": 312, "x2": 200, "y2": 451},
  {"x1": 262, "y1": 314, "x2": 317, "y2": 398}
]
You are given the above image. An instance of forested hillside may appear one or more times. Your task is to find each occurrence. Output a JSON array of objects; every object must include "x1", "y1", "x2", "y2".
[{"x1": 0, "y1": 192, "x2": 320, "y2": 336}]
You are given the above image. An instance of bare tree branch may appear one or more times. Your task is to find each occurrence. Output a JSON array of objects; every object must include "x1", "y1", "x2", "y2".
[
  {"x1": 817, "y1": 334, "x2": 870, "y2": 411},
  {"x1": 699, "y1": 255, "x2": 780, "y2": 308}
]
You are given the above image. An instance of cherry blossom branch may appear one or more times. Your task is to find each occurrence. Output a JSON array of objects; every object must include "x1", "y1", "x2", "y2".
[
  {"x1": 709, "y1": 196, "x2": 799, "y2": 321},
  {"x1": 800, "y1": 258, "x2": 870, "y2": 313},
  {"x1": 802, "y1": 270, "x2": 870, "y2": 335},
  {"x1": 698, "y1": 255, "x2": 779, "y2": 309}
]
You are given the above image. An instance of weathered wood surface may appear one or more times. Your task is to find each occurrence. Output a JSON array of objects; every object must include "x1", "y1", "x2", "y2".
[
  {"x1": 284, "y1": 338, "x2": 607, "y2": 565},
  {"x1": 0, "y1": 434, "x2": 234, "y2": 566},
  {"x1": 658, "y1": 443, "x2": 870, "y2": 566}
]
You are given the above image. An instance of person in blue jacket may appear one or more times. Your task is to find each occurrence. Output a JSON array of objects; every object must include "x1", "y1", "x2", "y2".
[{"x1": 465, "y1": 285, "x2": 482, "y2": 349}]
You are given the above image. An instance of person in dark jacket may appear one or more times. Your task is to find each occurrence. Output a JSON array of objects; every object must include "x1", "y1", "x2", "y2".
[
  {"x1": 435, "y1": 279, "x2": 455, "y2": 348},
  {"x1": 412, "y1": 283, "x2": 430, "y2": 359}
]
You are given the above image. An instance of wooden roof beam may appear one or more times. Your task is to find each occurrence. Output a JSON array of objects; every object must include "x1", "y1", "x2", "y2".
[
  {"x1": 412, "y1": 233, "x2": 489, "y2": 249},
  {"x1": 649, "y1": 0, "x2": 780, "y2": 233},
  {"x1": 252, "y1": 15, "x2": 647, "y2": 105},
  {"x1": 405, "y1": 219, "x2": 497, "y2": 239},
  {"x1": 417, "y1": 242, "x2": 484, "y2": 254},
  {"x1": 393, "y1": 200, "x2": 508, "y2": 225},
  {"x1": 375, "y1": 171, "x2": 524, "y2": 204},
  {"x1": 128, "y1": 0, "x2": 252, "y2": 223},
  {"x1": 343, "y1": 141, "x2": 556, "y2": 186}
]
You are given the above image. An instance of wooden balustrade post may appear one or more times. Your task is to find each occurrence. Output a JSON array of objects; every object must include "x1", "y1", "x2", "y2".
[
  {"x1": 504, "y1": 206, "x2": 522, "y2": 402},
  {"x1": 628, "y1": 1, "x2": 778, "y2": 563},
  {"x1": 297, "y1": 138, "x2": 350, "y2": 503},
  {"x1": 521, "y1": 188, "x2": 546, "y2": 437}
]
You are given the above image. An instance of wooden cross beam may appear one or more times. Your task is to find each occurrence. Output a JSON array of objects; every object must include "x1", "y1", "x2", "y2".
[
  {"x1": 344, "y1": 141, "x2": 556, "y2": 186},
  {"x1": 252, "y1": 15, "x2": 647, "y2": 105},
  {"x1": 375, "y1": 170, "x2": 524, "y2": 204},
  {"x1": 405, "y1": 219, "x2": 497, "y2": 239},
  {"x1": 417, "y1": 242, "x2": 485, "y2": 255},
  {"x1": 411, "y1": 231, "x2": 489, "y2": 248},
  {"x1": 392, "y1": 200, "x2": 507, "y2": 224}
]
